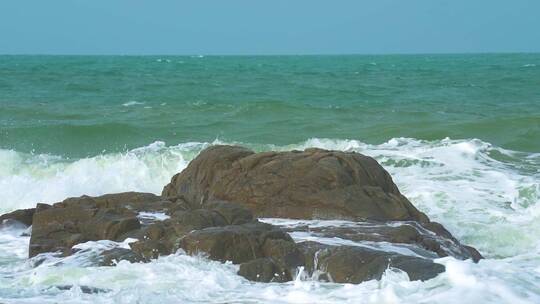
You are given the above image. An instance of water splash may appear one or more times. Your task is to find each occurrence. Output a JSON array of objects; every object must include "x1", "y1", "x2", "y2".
[{"x1": 1, "y1": 137, "x2": 539, "y2": 303}]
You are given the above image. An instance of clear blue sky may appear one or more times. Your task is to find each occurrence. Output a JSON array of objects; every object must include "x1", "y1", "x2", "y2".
[{"x1": 1, "y1": 0, "x2": 539, "y2": 55}]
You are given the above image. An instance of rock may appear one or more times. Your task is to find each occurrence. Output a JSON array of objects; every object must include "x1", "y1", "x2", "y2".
[
  {"x1": 162, "y1": 145, "x2": 429, "y2": 222},
  {"x1": 238, "y1": 258, "x2": 291, "y2": 282},
  {"x1": 179, "y1": 221, "x2": 305, "y2": 281},
  {"x1": 99, "y1": 248, "x2": 144, "y2": 266},
  {"x1": 261, "y1": 238, "x2": 305, "y2": 269},
  {"x1": 388, "y1": 256, "x2": 446, "y2": 281},
  {"x1": 65, "y1": 192, "x2": 164, "y2": 211},
  {"x1": 20, "y1": 191, "x2": 267, "y2": 263},
  {"x1": 53, "y1": 285, "x2": 110, "y2": 294},
  {"x1": 463, "y1": 245, "x2": 483, "y2": 262},
  {"x1": 162, "y1": 145, "x2": 482, "y2": 261},
  {"x1": 118, "y1": 201, "x2": 266, "y2": 264},
  {"x1": 130, "y1": 240, "x2": 171, "y2": 261},
  {"x1": 168, "y1": 209, "x2": 228, "y2": 235},
  {"x1": 0, "y1": 208, "x2": 35, "y2": 227},
  {"x1": 280, "y1": 220, "x2": 481, "y2": 261},
  {"x1": 299, "y1": 241, "x2": 445, "y2": 283},
  {"x1": 28, "y1": 193, "x2": 162, "y2": 257},
  {"x1": 179, "y1": 222, "x2": 272, "y2": 264},
  {"x1": 142, "y1": 222, "x2": 167, "y2": 241},
  {"x1": 205, "y1": 200, "x2": 254, "y2": 225}
]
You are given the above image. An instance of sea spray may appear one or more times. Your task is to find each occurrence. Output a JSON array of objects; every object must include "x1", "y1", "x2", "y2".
[{"x1": 1, "y1": 137, "x2": 539, "y2": 303}]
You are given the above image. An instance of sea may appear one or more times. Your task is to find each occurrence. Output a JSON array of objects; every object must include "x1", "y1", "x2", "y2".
[{"x1": 0, "y1": 54, "x2": 539, "y2": 303}]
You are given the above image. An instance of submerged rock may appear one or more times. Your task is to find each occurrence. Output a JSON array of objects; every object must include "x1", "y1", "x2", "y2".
[
  {"x1": 53, "y1": 285, "x2": 110, "y2": 294},
  {"x1": 238, "y1": 258, "x2": 291, "y2": 282},
  {"x1": 99, "y1": 247, "x2": 145, "y2": 266},
  {"x1": 279, "y1": 220, "x2": 482, "y2": 262},
  {"x1": 1, "y1": 145, "x2": 483, "y2": 285},
  {"x1": 299, "y1": 241, "x2": 445, "y2": 283}
]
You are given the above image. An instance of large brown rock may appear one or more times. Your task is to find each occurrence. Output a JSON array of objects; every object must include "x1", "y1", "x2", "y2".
[
  {"x1": 161, "y1": 145, "x2": 481, "y2": 262},
  {"x1": 162, "y1": 145, "x2": 429, "y2": 222}
]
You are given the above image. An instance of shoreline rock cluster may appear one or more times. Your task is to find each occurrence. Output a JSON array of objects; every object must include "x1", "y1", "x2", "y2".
[{"x1": 0, "y1": 145, "x2": 482, "y2": 284}]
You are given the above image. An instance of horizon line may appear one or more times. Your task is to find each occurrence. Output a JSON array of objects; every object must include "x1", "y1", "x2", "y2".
[{"x1": 1, "y1": 51, "x2": 539, "y2": 57}]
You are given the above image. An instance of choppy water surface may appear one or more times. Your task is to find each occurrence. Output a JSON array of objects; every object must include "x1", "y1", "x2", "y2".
[
  {"x1": 0, "y1": 54, "x2": 539, "y2": 303},
  {"x1": 0, "y1": 138, "x2": 539, "y2": 303},
  {"x1": 1, "y1": 54, "x2": 539, "y2": 156}
]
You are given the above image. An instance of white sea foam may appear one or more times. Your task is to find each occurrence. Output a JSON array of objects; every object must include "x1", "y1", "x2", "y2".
[
  {"x1": 0, "y1": 137, "x2": 539, "y2": 303},
  {"x1": 1, "y1": 235, "x2": 537, "y2": 303},
  {"x1": 137, "y1": 211, "x2": 170, "y2": 222},
  {"x1": 261, "y1": 218, "x2": 437, "y2": 258},
  {"x1": 0, "y1": 141, "x2": 198, "y2": 212},
  {"x1": 121, "y1": 101, "x2": 145, "y2": 107}
]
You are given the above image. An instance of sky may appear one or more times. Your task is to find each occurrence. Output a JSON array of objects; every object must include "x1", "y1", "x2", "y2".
[{"x1": 1, "y1": 0, "x2": 539, "y2": 55}]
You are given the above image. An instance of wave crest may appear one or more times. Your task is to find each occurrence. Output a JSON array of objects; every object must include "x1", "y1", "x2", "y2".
[{"x1": 0, "y1": 137, "x2": 538, "y2": 258}]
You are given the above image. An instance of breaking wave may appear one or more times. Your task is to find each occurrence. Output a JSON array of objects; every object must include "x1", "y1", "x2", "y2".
[{"x1": 1, "y1": 137, "x2": 539, "y2": 303}]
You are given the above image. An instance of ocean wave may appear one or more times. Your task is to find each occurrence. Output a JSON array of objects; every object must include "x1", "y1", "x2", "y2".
[
  {"x1": 1, "y1": 228, "x2": 538, "y2": 304},
  {"x1": 0, "y1": 138, "x2": 538, "y2": 258},
  {"x1": 1, "y1": 137, "x2": 539, "y2": 303},
  {"x1": 0, "y1": 141, "x2": 195, "y2": 212}
]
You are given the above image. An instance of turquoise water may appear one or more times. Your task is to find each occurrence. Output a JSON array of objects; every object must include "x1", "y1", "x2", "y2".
[
  {"x1": 0, "y1": 54, "x2": 539, "y2": 303},
  {"x1": 1, "y1": 54, "x2": 539, "y2": 157}
]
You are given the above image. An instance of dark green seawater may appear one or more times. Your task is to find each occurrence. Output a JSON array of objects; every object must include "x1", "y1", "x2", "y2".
[
  {"x1": 1, "y1": 54, "x2": 540, "y2": 303},
  {"x1": 1, "y1": 54, "x2": 539, "y2": 157}
]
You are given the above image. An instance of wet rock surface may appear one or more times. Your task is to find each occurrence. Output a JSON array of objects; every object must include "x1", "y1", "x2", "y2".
[
  {"x1": 0, "y1": 208, "x2": 35, "y2": 227},
  {"x1": 29, "y1": 195, "x2": 144, "y2": 257},
  {"x1": 2, "y1": 145, "x2": 483, "y2": 284},
  {"x1": 298, "y1": 241, "x2": 445, "y2": 283},
  {"x1": 162, "y1": 145, "x2": 430, "y2": 222},
  {"x1": 275, "y1": 219, "x2": 482, "y2": 262}
]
